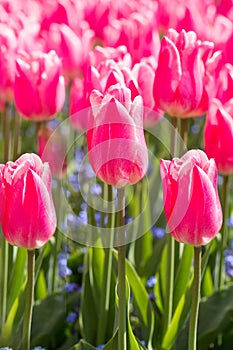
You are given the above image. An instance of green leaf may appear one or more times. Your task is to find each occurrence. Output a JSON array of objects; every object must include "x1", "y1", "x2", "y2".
[
  {"x1": 174, "y1": 283, "x2": 233, "y2": 350},
  {"x1": 7, "y1": 247, "x2": 27, "y2": 314},
  {"x1": 113, "y1": 250, "x2": 154, "y2": 347},
  {"x1": 68, "y1": 339, "x2": 96, "y2": 350},
  {"x1": 174, "y1": 244, "x2": 193, "y2": 309}
]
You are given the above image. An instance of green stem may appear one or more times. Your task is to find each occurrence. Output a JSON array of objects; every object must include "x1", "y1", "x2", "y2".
[
  {"x1": 163, "y1": 234, "x2": 175, "y2": 336},
  {"x1": 180, "y1": 119, "x2": 189, "y2": 155},
  {"x1": 22, "y1": 249, "x2": 35, "y2": 350},
  {"x1": 117, "y1": 188, "x2": 126, "y2": 350},
  {"x1": 189, "y1": 246, "x2": 202, "y2": 350},
  {"x1": 13, "y1": 109, "x2": 21, "y2": 160},
  {"x1": 218, "y1": 175, "x2": 230, "y2": 290},
  {"x1": 170, "y1": 117, "x2": 178, "y2": 158},
  {"x1": 0, "y1": 104, "x2": 11, "y2": 331},
  {"x1": 97, "y1": 185, "x2": 115, "y2": 345}
]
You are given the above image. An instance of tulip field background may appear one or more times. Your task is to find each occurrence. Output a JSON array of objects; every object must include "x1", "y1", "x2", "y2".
[{"x1": 0, "y1": 0, "x2": 233, "y2": 350}]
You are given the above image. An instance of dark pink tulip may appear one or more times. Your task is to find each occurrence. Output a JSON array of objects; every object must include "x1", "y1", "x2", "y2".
[
  {"x1": 0, "y1": 153, "x2": 57, "y2": 249},
  {"x1": 86, "y1": 84, "x2": 148, "y2": 187},
  {"x1": 153, "y1": 29, "x2": 205, "y2": 118},
  {"x1": 14, "y1": 50, "x2": 65, "y2": 121},
  {"x1": 215, "y1": 63, "x2": 233, "y2": 104},
  {"x1": 204, "y1": 99, "x2": 233, "y2": 175},
  {"x1": 160, "y1": 150, "x2": 222, "y2": 246}
]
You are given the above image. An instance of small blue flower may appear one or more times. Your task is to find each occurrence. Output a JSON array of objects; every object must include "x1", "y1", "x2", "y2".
[
  {"x1": 65, "y1": 283, "x2": 79, "y2": 293},
  {"x1": 68, "y1": 174, "x2": 80, "y2": 192},
  {"x1": 140, "y1": 340, "x2": 146, "y2": 346},
  {"x1": 33, "y1": 347, "x2": 46, "y2": 350},
  {"x1": 148, "y1": 292, "x2": 156, "y2": 302},
  {"x1": 191, "y1": 124, "x2": 200, "y2": 134},
  {"x1": 218, "y1": 175, "x2": 224, "y2": 186},
  {"x1": 227, "y1": 217, "x2": 233, "y2": 228},
  {"x1": 0, "y1": 348, "x2": 13, "y2": 350},
  {"x1": 151, "y1": 226, "x2": 166, "y2": 239},
  {"x1": 58, "y1": 252, "x2": 72, "y2": 279},
  {"x1": 66, "y1": 312, "x2": 77, "y2": 323},
  {"x1": 75, "y1": 148, "x2": 84, "y2": 163},
  {"x1": 125, "y1": 216, "x2": 134, "y2": 224},
  {"x1": 96, "y1": 345, "x2": 105, "y2": 349},
  {"x1": 225, "y1": 255, "x2": 233, "y2": 268},
  {"x1": 90, "y1": 183, "x2": 102, "y2": 195},
  {"x1": 225, "y1": 266, "x2": 233, "y2": 278},
  {"x1": 146, "y1": 276, "x2": 157, "y2": 288}
]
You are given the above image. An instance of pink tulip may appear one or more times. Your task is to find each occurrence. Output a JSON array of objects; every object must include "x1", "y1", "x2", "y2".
[
  {"x1": 86, "y1": 84, "x2": 148, "y2": 187},
  {"x1": 14, "y1": 50, "x2": 65, "y2": 121},
  {"x1": 160, "y1": 150, "x2": 222, "y2": 246},
  {"x1": 45, "y1": 22, "x2": 94, "y2": 80},
  {"x1": 0, "y1": 23, "x2": 18, "y2": 104},
  {"x1": 0, "y1": 153, "x2": 57, "y2": 249},
  {"x1": 153, "y1": 29, "x2": 205, "y2": 118},
  {"x1": 204, "y1": 99, "x2": 233, "y2": 175}
]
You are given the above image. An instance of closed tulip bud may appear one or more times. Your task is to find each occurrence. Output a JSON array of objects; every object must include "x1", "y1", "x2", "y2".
[
  {"x1": 14, "y1": 50, "x2": 65, "y2": 121},
  {"x1": 0, "y1": 153, "x2": 57, "y2": 249},
  {"x1": 86, "y1": 84, "x2": 148, "y2": 187},
  {"x1": 153, "y1": 29, "x2": 205, "y2": 118},
  {"x1": 160, "y1": 150, "x2": 222, "y2": 246},
  {"x1": 204, "y1": 98, "x2": 233, "y2": 175}
]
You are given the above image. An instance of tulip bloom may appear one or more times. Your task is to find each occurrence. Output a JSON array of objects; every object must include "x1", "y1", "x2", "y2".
[
  {"x1": 0, "y1": 153, "x2": 57, "y2": 249},
  {"x1": 14, "y1": 50, "x2": 65, "y2": 121},
  {"x1": 153, "y1": 29, "x2": 205, "y2": 118},
  {"x1": 204, "y1": 99, "x2": 233, "y2": 175},
  {"x1": 160, "y1": 150, "x2": 222, "y2": 246},
  {"x1": 86, "y1": 84, "x2": 148, "y2": 187}
]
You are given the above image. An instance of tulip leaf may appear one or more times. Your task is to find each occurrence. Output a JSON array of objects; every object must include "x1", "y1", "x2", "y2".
[
  {"x1": 113, "y1": 250, "x2": 154, "y2": 346},
  {"x1": 173, "y1": 244, "x2": 193, "y2": 309},
  {"x1": 174, "y1": 283, "x2": 233, "y2": 350},
  {"x1": 7, "y1": 247, "x2": 27, "y2": 314}
]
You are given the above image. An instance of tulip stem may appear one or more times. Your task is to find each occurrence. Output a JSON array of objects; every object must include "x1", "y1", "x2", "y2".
[
  {"x1": 218, "y1": 175, "x2": 229, "y2": 290},
  {"x1": 189, "y1": 246, "x2": 202, "y2": 350},
  {"x1": 117, "y1": 188, "x2": 126, "y2": 350},
  {"x1": 22, "y1": 249, "x2": 35, "y2": 350},
  {"x1": 0, "y1": 103, "x2": 11, "y2": 331},
  {"x1": 97, "y1": 185, "x2": 115, "y2": 345},
  {"x1": 180, "y1": 119, "x2": 189, "y2": 154},
  {"x1": 13, "y1": 109, "x2": 21, "y2": 159}
]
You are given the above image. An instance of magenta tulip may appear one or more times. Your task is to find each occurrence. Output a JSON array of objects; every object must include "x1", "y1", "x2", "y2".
[
  {"x1": 14, "y1": 50, "x2": 65, "y2": 121},
  {"x1": 0, "y1": 153, "x2": 57, "y2": 249},
  {"x1": 86, "y1": 84, "x2": 148, "y2": 187},
  {"x1": 204, "y1": 98, "x2": 233, "y2": 175},
  {"x1": 160, "y1": 150, "x2": 222, "y2": 246},
  {"x1": 153, "y1": 29, "x2": 205, "y2": 118}
]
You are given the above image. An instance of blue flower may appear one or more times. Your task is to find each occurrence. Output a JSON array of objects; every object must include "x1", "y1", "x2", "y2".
[
  {"x1": 96, "y1": 345, "x2": 105, "y2": 349},
  {"x1": 151, "y1": 226, "x2": 166, "y2": 239},
  {"x1": 146, "y1": 276, "x2": 157, "y2": 288},
  {"x1": 58, "y1": 252, "x2": 72, "y2": 279},
  {"x1": 191, "y1": 124, "x2": 200, "y2": 134},
  {"x1": 33, "y1": 347, "x2": 46, "y2": 350},
  {"x1": 90, "y1": 183, "x2": 102, "y2": 195},
  {"x1": 148, "y1": 292, "x2": 156, "y2": 302},
  {"x1": 140, "y1": 340, "x2": 146, "y2": 346},
  {"x1": 66, "y1": 312, "x2": 77, "y2": 323},
  {"x1": 0, "y1": 348, "x2": 13, "y2": 350},
  {"x1": 227, "y1": 217, "x2": 233, "y2": 228},
  {"x1": 65, "y1": 283, "x2": 79, "y2": 293}
]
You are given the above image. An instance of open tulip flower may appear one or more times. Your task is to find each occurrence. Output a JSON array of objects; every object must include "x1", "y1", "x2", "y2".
[
  {"x1": 14, "y1": 50, "x2": 65, "y2": 121},
  {"x1": 160, "y1": 150, "x2": 223, "y2": 246},
  {"x1": 204, "y1": 98, "x2": 233, "y2": 175},
  {"x1": 86, "y1": 83, "x2": 148, "y2": 187},
  {"x1": 0, "y1": 153, "x2": 57, "y2": 249}
]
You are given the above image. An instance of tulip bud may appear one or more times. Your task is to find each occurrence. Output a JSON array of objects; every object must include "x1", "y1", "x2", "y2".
[
  {"x1": 86, "y1": 84, "x2": 148, "y2": 187},
  {"x1": 0, "y1": 153, "x2": 57, "y2": 249},
  {"x1": 204, "y1": 98, "x2": 233, "y2": 175},
  {"x1": 160, "y1": 150, "x2": 222, "y2": 246},
  {"x1": 14, "y1": 50, "x2": 65, "y2": 121}
]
